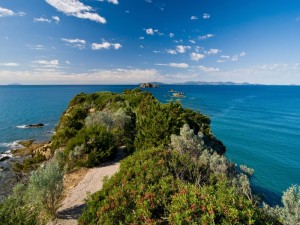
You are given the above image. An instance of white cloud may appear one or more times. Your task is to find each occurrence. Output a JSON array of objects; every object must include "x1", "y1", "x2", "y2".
[
  {"x1": 189, "y1": 40, "x2": 196, "y2": 44},
  {"x1": 240, "y1": 51, "x2": 246, "y2": 57},
  {"x1": 145, "y1": 0, "x2": 152, "y2": 3},
  {"x1": 98, "y1": 0, "x2": 118, "y2": 4},
  {"x1": 62, "y1": 38, "x2": 86, "y2": 44},
  {"x1": 0, "y1": 6, "x2": 25, "y2": 17},
  {"x1": 1, "y1": 63, "x2": 300, "y2": 85},
  {"x1": 144, "y1": 28, "x2": 162, "y2": 36},
  {"x1": 190, "y1": 52, "x2": 205, "y2": 61},
  {"x1": 198, "y1": 65, "x2": 219, "y2": 72},
  {"x1": 231, "y1": 55, "x2": 238, "y2": 61},
  {"x1": 205, "y1": 48, "x2": 221, "y2": 55},
  {"x1": 34, "y1": 17, "x2": 51, "y2": 23},
  {"x1": 203, "y1": 13, "x2": 210, "y2": 19},
  {"x1": 169, "y1": 33, "x2": 174, "y2": 38},
  {"x1": 32, "y1": 60, "x2": 59, "y2": 68},
  {"x1": 145, "y1": 28, "x2": 154, "y2": 35},
  {"x1": 66, "y1": 60, "x2": 71, "y2": 64},
  {"x1": 176, "y1": 45, "x2": 191, "y2": 53},
  {"x1": 91, "y1": 41, "x2": 122, "y2": 50},
  {"x1": 0, "y1": 7, "x2": 15, "y2": 17},
  {"x1": 0, "y1": 62, "x2": 19, "y2": 67},
  {"x1": 52, "y1": 16, "x2": 60, "y2": 23},
  {"x1": 156, "y1": 63, "x2": 189, "y2": 68},
  {"x1": 199, "y1": 34, "x2": 214, "y2": 40},
  {"x1": 62, "y1": 38, "x2": 86, "y2": 49},
  {"x1": 26, "y1": 44, "x2": 45, "y2": 50},
  {"x1": 166, "y1": 49, "x2": 177, "y2": 55},
  {"x1": 139, "y1": 36, "x2": 145, "y2": 40},
  {"x1": 191, "y1": 16, "x2": 198, "y2": 20},
  {"x1": 221, "y1": 55, "x2": 230, "y2": 59},
  {"x1": 146, "y1": 28, "x2": 154, "y2": 35},
  {"x1": 45, "y1": 0, "x2": 106, "y2": 23}
]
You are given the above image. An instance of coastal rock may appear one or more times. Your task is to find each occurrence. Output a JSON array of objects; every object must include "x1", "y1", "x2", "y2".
[
  {"x1": 25, "y1": 123, "x2": 44, "y2": 128},
  {"x1": 18, "y1": 139, "x2": 35, "y2": 148},
  {"x1": 0, "y1": 156, "x2": 10, "y2": 162},
  {"x1": 33, "y1": 143, "x2": 52, "y2": 159},
  {"x1": 140, "y1": 83, "x2": 159, "y2": 88}
]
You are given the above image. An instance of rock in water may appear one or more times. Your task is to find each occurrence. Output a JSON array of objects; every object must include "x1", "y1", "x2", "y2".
[{"x1": 25, "y1": 123, "x2": 44, "y2": 128}]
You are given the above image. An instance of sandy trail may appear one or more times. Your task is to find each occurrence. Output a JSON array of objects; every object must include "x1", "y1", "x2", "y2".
[{"x1": 50, "y1": 159, "x2": 121, "y2": 225}]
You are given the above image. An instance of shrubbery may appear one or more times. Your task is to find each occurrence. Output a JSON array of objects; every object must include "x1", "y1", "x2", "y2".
[
  {"x1": 79, "y1": 146, "x2": 274, "y2": 224},
  {"x1": 0, "y1": 161, "x2": 64, "y2": 224}
]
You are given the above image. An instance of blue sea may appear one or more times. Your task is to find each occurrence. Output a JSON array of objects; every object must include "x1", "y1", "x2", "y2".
[{"x1": 0, "y1": 85, "x2": 299, "y2": 205}]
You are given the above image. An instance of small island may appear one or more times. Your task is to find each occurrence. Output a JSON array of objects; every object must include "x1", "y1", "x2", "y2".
[{"x1": 139, "y1": 82, "x2": 159, "y2": 88}]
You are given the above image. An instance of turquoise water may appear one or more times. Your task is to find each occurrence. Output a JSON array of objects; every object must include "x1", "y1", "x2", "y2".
[{"x1": 0, "y1": 85, "x2": 299, "y2": 205}]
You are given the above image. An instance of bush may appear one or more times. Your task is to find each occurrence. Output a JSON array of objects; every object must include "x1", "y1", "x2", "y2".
[
  {"x1": 26, "y1": 161, "x2": 64, "y2": 218},
  {"x1": 0, "y1": 184, "x2": 39, "y2": 225},
  {"x1": 79, "y1": 147, "x2": 274, "y2": 224},
  {"x1": 64, "y1": 125, "x2": 118, "y2": 168}
]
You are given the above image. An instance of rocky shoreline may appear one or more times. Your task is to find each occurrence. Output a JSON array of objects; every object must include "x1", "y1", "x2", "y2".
[{"x1": 0, "y1": 140, "x2": 52, "y2": 202}]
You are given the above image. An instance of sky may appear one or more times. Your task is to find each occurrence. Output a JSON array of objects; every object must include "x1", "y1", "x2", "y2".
[{"x1": 0, "y1": 0, "x2": 300, "y2": 85}]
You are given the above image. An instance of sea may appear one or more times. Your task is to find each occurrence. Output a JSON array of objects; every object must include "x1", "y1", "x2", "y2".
[{"x1": 0, "y1": 85, "x2": 299, "y2": 205}]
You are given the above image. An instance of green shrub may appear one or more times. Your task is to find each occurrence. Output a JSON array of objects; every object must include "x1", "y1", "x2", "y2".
[
  {"x1": 64, "y1": 125, "x2": 118, "y2": 168},
  {"x1": 26, "y1": 161, "x2": 64, "y2": 218},
  {"x1": 0, "y1": 184, "x2": 39, "y2": 225},
  {"x1": 79, "y1": 148, "x2": 274, "y2": 224}
]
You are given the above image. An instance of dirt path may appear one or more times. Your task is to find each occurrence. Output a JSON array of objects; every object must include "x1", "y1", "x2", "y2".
[{"x1": 49, "y1": 159, "x2": 121, "y2": 225}]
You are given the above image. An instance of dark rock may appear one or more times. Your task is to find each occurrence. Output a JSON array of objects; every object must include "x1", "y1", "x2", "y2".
[
  {"x1": 0, "y1": 156, "x2": 10, "y2": 162},
  {"x1": 140, "y1": 83, "x2": 159, "y2": 88},
  {"x1": 25, "y1": 123, "x2": 44, "y2": 128}
]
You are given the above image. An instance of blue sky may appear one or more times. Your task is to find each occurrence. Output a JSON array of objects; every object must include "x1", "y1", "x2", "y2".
[{"x1": 0, "y1": 0, "x2": 300, "y2": 84}]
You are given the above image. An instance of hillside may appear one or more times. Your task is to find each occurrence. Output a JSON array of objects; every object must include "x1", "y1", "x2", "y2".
[{"x1": 0, "y1": 89, "x2": 289, "y2": 224}]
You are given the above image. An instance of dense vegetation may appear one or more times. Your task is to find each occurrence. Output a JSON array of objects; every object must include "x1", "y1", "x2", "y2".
[
  {"x1": 1, "y1": 89, "x2": 298, "y2": 224},
  {"x1": 51, "y1": 88, "x2": 225, "y2": 171}
]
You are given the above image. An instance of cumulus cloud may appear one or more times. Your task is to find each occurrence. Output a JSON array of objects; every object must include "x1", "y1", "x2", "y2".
[
  {"x1": 34, "y1": 17, "x2": 51, "y2": 23},
  {"x1": 98, "y1": 0, "x2": 118, "y2": 4},
  {"x1": 91, "y1": 41, "x2": 122, "y2": 50},
  {"x1": 62, "y1": 38, "x2": 86, "y2": 49},
  {"x1": 190, "y1": 52, "x2": 205, "y2": 61},
  {"x1": 0, "y1": 62, "x2": 19, "y2": 67},
  {"x1": 176, "y1": 45, "x2": 191, "y2": 53},
  {"x1": 52, "y1": 16, "x2": 60, "y2": 23},
  {"x1": 156, "y1": 63, "x2": 189, "y2": 68},
  {"x1": 203, "y1": 13, "x2": 210, "y2": 19},
  {"x1": 166, "y1": 49, "x2": 177, "y2": 55},
  {"x1": 198, "y1": 65, "x2": 219, "y2": 72},
  {"x1": 199, "y1": 34, "x2": 214, "y2": 40},
  {"x1": 144, "y1": 28, "x2": 163, "y2": 36},
  {"x1": 45, "y1": 0, "x2": 106, "y2": 23},
  {"x1": 169, "y1": 33, "x2": 174, "y2": 38},
  {"x1": 191, "y1": 16, "x2": 198, "y2": 20},
  {"x1": 205, "y1": 48, "x2": 221, "y2": 55},
  {"x1": 0, "y1": 6, "x2": 25, "y2": 17},
  {"x1": 145, "y1": 28, "x2": 154, "y2": 35}
]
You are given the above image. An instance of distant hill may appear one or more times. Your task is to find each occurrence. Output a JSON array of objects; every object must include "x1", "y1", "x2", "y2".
[
  {"x1": 176, "y1": 81, "x2": 254, "y2": 85},
  {"x1": 7, "y1": 83, "x2": 22, "y2": 86},
  {"x1": 140, "y1": 81, "x2": 257, "y2": 85}
]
